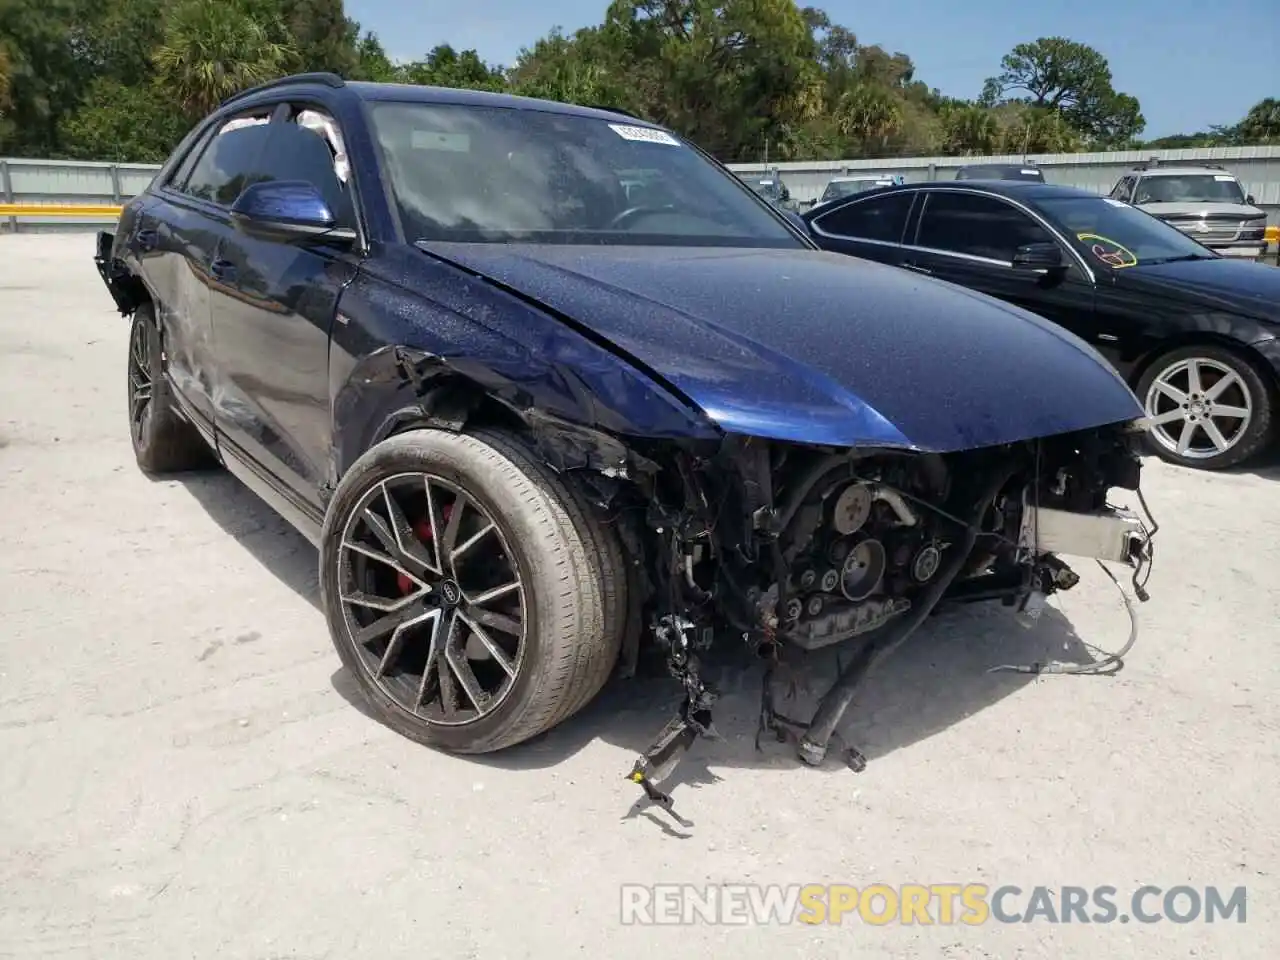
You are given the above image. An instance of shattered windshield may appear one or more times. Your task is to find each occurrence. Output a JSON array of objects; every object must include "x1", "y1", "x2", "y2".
[{"x1": 369, "y1": 102, "x2": 804, "y2": 247}]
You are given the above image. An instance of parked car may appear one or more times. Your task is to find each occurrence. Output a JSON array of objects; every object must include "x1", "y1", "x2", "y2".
[
  {"x1": 1108, "y1": 163, "x2": 1268, "y2": 260},
  {"x1": 812, "y1": 175, "x2": 906, "y2": 209},
  {"x1": 742, "y1": 173, "x2": 795, "y2": 210},
  {"x1": 801, "y1": 179, "x2": 1280, "y2": 470},
  {"x1": 94, "y1": 74, "x2": 1153, "y2": 785},
  {"x1": 954, "y1": 164, "x2": 1045, "y2": 182}
]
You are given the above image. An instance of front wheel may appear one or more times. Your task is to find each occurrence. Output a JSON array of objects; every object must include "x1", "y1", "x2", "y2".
[
  {"x1": 319, "y1": 428, "x2": 627, "y2": 754},
  {"x1": 1136, "y1": 344, "x2": 1275, "y2": 470}
]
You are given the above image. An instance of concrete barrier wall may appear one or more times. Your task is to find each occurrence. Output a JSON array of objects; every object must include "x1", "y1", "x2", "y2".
[{"x1": 0, "y1": 158, "x2": 160, "y2": 231}]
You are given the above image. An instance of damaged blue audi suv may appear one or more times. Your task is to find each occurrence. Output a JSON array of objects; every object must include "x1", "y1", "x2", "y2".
[{"x1": 95, "y1": 74, "x2": 1156, "y2": 800}]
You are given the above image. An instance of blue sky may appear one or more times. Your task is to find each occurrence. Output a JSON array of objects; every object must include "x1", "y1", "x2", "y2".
[{"x1": 345, "y1": 0, "x2": 1278, "y2": 138}]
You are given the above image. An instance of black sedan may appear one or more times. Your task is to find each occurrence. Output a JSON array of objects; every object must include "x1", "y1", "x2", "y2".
[{"x1": 802, "y1": 180, "x2": 1280, "y2": 470}]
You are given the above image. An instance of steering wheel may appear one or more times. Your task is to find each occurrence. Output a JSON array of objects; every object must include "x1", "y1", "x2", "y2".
[{"x1": 605, "y1": 205, "x2": 677, "y2": 230}]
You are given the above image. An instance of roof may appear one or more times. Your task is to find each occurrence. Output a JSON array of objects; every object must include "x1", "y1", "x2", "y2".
[
  {"x1": 1132, "y1": 165, "x2": 1238, "y2": 176},
  {"x1": 345, "y1": 81, "x2": 657, "y2": 125},
  {"x1": 221, "y1": 72, "x2": 664, "y2": 128},
  {"x1": 880, "y1": 180, "x2": 1096, "y2": 200},
  {"x1": 800, "y1": 179, "x2": 1103, "y2": 223}
]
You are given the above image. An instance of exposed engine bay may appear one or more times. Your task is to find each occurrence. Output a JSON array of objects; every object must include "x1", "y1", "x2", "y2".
[{"x1": 565, "y1": 419, "x2": 1157, "y2": 823}]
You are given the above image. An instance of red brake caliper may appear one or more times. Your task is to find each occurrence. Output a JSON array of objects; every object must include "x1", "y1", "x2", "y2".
[{"x1": 396, "y1": 505, "x2": 451, "y2": 595}]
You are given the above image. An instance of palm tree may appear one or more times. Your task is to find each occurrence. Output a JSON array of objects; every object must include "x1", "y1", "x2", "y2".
[
  {"x1": 153, "y1": 0, "x2": 294, "y2": 118},
  {"x1": 836, "y1": 84, "x2": 902, "y2": 151},
  {"x1": 941, "y1": 104, "x2": 999, "y2": 155}
]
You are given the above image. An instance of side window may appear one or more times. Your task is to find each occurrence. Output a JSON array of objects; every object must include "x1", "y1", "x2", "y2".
[
  {"x1": 915, "y1": 192, "x2": 1053, "y2": 262},
  {"x1": 813, "y1": 192, "x2": 914, "y2": 244},
  {"x1": 1110, "y1": 177, "x2": 1134, "y2": 202},
  {"x1": 255, "y1": 113, "x2": 356, "y2": 229},
  {"x1": 177, "y1": 119, "x2": 273, "y2": 207}
]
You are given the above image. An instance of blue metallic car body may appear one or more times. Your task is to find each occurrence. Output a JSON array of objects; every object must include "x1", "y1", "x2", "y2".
[
  {"x1": 102, "y1": 76, "x2": 1145, "y2": 542},
  {"x1": 417, "y1": 241, "x2": 1143, "y2": 451}
]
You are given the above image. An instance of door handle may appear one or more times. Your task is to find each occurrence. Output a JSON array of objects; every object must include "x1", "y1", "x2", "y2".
[
  {"x1": 210, "y1": 258, "x2": 236, "y2": 281},
  {"x1": 135, "y1": 228, "x2": 158, "y2": 252},
  {"x1": 901, "y1": 262, "x2": 932, "y2": 275}
]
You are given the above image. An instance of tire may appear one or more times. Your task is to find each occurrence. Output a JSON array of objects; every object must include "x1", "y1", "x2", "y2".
[
  {"x1": 319, "y1": 427, "x2": 627, "y2": 753},
  {"x1": 1135, "y1": 343, "x2": 1275, "y2": 470},
  {"x1": 127, "y1": 303, "x2": 215, "y2": 474}
]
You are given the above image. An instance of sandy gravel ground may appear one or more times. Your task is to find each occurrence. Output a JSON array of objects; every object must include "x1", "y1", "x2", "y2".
[{"x1": 1, "y1": 233, "x2": 1277, "y2": 959}]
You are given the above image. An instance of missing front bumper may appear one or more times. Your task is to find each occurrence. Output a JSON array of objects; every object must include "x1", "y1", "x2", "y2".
[{"x1": 1020, "y1": 505, "x2": 1149, "y2": 566}]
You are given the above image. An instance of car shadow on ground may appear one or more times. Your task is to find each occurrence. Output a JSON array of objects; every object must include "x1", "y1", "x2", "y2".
[
  {"x1": 176, "y1": 465, "x2": 1107, "y2": 800},
  {"x1": 1225, "y1": 444, "x2": 1280, "y2": 481}
]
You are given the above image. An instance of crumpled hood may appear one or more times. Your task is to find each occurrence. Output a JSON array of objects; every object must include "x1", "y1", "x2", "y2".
[{"x1": 418, "y1": 242, "x2": 1143, "y2": 451}]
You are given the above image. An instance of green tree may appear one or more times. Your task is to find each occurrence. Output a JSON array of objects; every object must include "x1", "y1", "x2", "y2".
[
  {"x1": 399, "y1": 44, "x2": 506, "y2": 91},
  {"x1": 350, "y1": 29, "x2": 398, "y2": 82},
  {"x1": 600, "y1": 0, "x2": 824, "y2": 161},
  {"x1": 152, "y1": 0, "x2": 294, "y2": 119},
  {"x1": 940, "y1": 103, "x2": 999, "y2": 155},
  {"x1": 277, "y1": 0, "x2": 359, "y2": 74},
  {"x1": 981, "y1": 37, "x2": 1143, "y2": 147},
  {"x1": 1239, "y1": 97, "x2": 1280, "y2": 143},
  {"x1": 0, "y1": 0, "x2": 100, "y2": 155},
  {"x1": 58, "y1": 77, "x2": 189, "y2": 161},
  {"x1": 508, "y1": 27, "x2": 628, "y2": 108},
  {"x1": 836, "y1": 83, "x2": 901, "y2": 147}
]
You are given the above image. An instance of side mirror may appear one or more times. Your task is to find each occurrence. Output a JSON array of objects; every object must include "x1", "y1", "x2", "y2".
[
  {"x1": 1012, "y1": 241, "x2": 1066, "y2": 271},
  {"x1": 1246, "y1": 194, "x2": 1256, "y2": 205},
  {"x1": 230, "y1": 180, "x2": 355, "y2": 244}
]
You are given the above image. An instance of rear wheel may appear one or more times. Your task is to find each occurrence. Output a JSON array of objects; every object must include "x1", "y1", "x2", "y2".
[
  {"x1": 127, "y1": 303, "x2": 215, "y2": 474},
  {"x1": 319, "y1": 428, "x2": 626, "y2": 754},
  {"x1": 1136, "y1": 344, "x2": 1274, "y2": 470}
]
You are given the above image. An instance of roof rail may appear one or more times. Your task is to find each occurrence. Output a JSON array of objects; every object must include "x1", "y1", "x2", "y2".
[
  {"x1": 583, "y1": 103, "x2": 644, "y2": 121},
  {"x1": 220, "y1": 72, "x2": 346, "y2": 108},
  {"x1": 1131, "y1": 159, "x2": 1227, "y2": 172}
]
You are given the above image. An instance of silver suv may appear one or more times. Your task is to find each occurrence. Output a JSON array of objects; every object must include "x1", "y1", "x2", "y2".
[{"x1": 1109, "y1": 163, "x2": 1267, "y2": 259}]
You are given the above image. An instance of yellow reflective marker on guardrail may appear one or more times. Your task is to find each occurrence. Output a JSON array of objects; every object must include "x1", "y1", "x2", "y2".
[{"x1": 0, "y1": 204, "x2": 123, "y2": 216}]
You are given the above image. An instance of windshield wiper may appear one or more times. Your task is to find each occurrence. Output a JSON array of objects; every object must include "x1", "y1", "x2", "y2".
[{"x1": 1143, "y1": 253, "x2": 1216, "y2": 265}]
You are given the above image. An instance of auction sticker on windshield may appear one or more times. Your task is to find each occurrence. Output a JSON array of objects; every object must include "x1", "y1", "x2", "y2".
[{"x1": 609, "y1": 123, "x2": 681, "y2": 146}]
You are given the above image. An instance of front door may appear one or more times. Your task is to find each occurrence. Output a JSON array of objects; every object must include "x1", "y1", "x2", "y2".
[
  {"x1": 206, "y1": 110, "x2": 362, "y2": 515},
  {"x1": 902, "y1": 190, "x2": 1099, "y2": 345}
]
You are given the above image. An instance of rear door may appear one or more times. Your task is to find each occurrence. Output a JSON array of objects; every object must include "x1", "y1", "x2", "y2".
[
  {"x1": 141, "y1": 110, "x2": 276, "y2": 437},
  {"x1": 206, "y1": 103, "x2": 363, "y2": 519},
  {"x1": 901, "y1": 189, "x2": 1099, "y2": 341},
  {"x1": 805, "y1": 190, "x2": 917, "y2": 266}
]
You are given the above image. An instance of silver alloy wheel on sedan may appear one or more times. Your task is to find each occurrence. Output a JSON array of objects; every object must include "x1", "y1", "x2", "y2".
[
  {"x1": 337, "y1": 472, "x2": 527, "y2": 727},
  {"x1": 1142, "y1": 356, "x2": 1253, "y2": 461}
]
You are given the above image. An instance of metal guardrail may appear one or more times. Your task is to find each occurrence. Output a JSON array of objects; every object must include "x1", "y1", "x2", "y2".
[
  {"x1": 0, "y1": 204, "x2": 123, "y2": 216},
  {"x1": 1, "y1": 203, "x2": 1277, "y2": 250}
]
